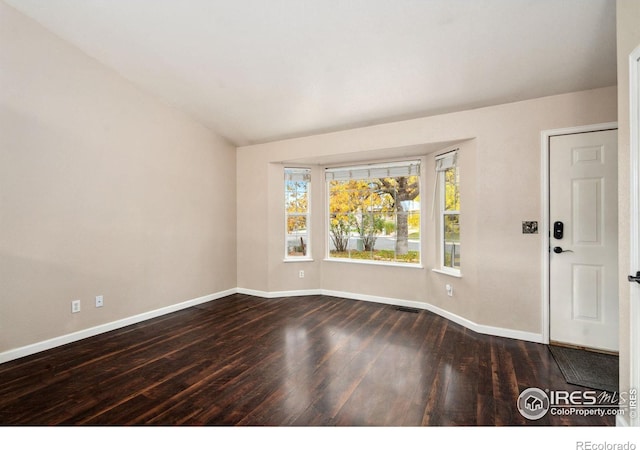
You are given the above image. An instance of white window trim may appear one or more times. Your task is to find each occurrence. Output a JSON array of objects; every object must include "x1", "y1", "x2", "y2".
[
  {"x1": 436, "y1": 152, "x2": 461, "y2": 275},
  {"x1": 325, "y1": 160, "x2": 421, "y2": 181},
  {"x1": 431, "y1": 267, "x2": 462, "y2": 278},
  {"x1": 324, "y1": 258, "x2": 423, "y2": 269},
  {"x1": 284, "y1": 168, "x2": 311, "y2": 261}
]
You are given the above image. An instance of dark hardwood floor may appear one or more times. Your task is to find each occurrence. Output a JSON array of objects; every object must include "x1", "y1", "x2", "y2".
[{"x1": 0, "y1": 294, "x2": 617, "y2": 426}]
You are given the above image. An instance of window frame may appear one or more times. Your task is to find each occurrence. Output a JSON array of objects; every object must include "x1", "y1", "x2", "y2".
[
  {"x1": 284, "y1": 167, "x2": 312, "y2": 261},
  {"x1": 324, "y1": 160, "x2": 422, "y2": 267},
  {"x1": 438, "y1": 155, "x2": 461, "y2": 275}
]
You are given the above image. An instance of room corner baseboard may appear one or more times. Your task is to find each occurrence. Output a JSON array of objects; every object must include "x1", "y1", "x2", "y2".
[
  {"x1": 239, "y1": 287, "x2": 543, "y2": 344},
  {"x1": 1, "y1": 286, "x2": 543, "y2": 365},
  {"x1": 319, "y1": 289, "x2": 544, "y2": 344},
  {"x1": 0, "y1": 288, "x2": 237, "y2": 365},
  {"x1": 236, "y1": 287, "x2": 323, "y2": 298}
]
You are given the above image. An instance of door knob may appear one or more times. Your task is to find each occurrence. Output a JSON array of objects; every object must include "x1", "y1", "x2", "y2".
[
  {"x1": 629, "y1": 271, "x2": 640, "y2": 284},
  {"x1": 553, "y1": 247, "x2": 573, "y2": 254}
]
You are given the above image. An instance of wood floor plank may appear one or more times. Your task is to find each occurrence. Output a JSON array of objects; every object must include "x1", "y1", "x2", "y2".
[{"x1": 0, "y1": 294, "x2": 617, "y2": 426}]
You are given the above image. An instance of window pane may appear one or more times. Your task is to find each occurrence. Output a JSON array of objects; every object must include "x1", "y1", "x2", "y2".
[
  {"x1": 285, "y1": 182, "x2": 308, "y2": 212},
  {"x1": 328, "y1": 214, "x2": 351, "y2": 257},
  {"x1": 443, "y1": 214, "x2": 460, "y2": 268},
  {"x1": 286, "y1": 235, "x2": 307, "y2": 257},
  {"x1": 326, "y1": 167, "x2": 420, "y2": 265},
  {"x1": 400, "y1": 210, "x2": 420, "y2": 263},
  {"x1": 286, "y1": 215, "x2": 307, "y2": 257},
  {"x1": 328, "y1": 180, "x2": 350, "y2": 214},
  {"x1": 285, "y1": 168, "x2": 310, "y2": 259},
  {"x1": 444, "y1": 167, "x2": 459, "y2": 211}
]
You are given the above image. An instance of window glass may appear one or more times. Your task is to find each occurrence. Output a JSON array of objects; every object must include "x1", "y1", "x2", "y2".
[
  {"x1": 326, "y1": 161, "x2": 420, "y2": 264},
  {"x1": 441, "y1": 164, "x2": 460, "y2": 270},
  {"x1": 285, "y1": 168, "x2": 311, "y2": 258}
]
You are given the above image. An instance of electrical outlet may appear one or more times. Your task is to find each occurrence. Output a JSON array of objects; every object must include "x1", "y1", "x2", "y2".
[
  {"x1": 71, "y1": 299, "x2": 81, "y2": 313},
  {"x1": 299, "y1": 270, "x2": 305, "y2": 278},
  {"x1": 95, "y1": 295, "x2": 104, "y2": 308},
  {"x1": 446, "y1": 284, "x2": 453, "y2": 297}
]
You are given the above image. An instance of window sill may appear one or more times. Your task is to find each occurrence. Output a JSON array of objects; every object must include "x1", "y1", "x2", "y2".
[
  {"x1": 431, "y1": 268, "x2": 462, "y2": 278},
  {"x1": 283, "y1": 258, "x2": 314, "y2": 263},
  {"x1": 324, "y1": 258, "x2": 423, "y2": 269}
]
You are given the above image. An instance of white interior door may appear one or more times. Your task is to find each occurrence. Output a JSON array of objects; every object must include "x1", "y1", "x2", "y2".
[
  {"x1": 549, "y1": 129, "x2": 619, "y2": 352},
  {"x1": 629, "y1": 44, "x2": 640, "y2": 427}
]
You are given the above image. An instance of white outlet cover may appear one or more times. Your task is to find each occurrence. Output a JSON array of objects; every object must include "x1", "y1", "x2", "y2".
[{"x1": 95, "y1": 295, "x2": 104, "y2": 307}]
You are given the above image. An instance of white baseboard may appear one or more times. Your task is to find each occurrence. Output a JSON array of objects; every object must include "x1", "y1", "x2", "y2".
[
  {"x1": 239, "y1": 287, "x2": 544, "y2": 343},
  {"x1": 236, "y1": 287, "x2": 322, "y2": 298},
  {"x1": 321, "y1": 289, "x2": 544, "y2": 344},
  {"x1": 1, "y1": 286, "x2": 543, "y2": 365},
  {"x1": 0, "y1": 288, "x2": 237, "y2": 365}
]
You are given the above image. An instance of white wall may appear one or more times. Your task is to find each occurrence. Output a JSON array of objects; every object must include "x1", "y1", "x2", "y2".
[
  {"x1": 238, "y1": 86, "x2": 617, "y2": 338},
  {"x1": 0, "y1": 2, "x2": 237, "y2": 356}
]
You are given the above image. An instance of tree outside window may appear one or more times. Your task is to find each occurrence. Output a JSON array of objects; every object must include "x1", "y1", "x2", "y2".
[
  {"x1": 442, "y1": 165, "x2": 460, "y2": 270},
  {"x1": 327, "y1": 161, "x2": 420, "y2": 264}
]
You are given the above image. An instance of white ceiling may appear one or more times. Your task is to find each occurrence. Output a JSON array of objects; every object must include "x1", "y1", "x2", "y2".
[{"x1": 5, "y1": 0, "x2": 617, "y2": 146}]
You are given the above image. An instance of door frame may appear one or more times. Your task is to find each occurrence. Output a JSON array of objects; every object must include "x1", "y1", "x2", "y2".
[
  {"x1": 629, "y1": 44, "x2": 640, "y2": 427},
  {"x1": 540, "y1": 122, "x2": 618, "y2": 345}
]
